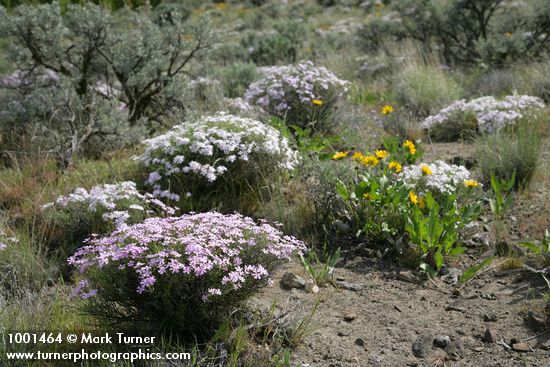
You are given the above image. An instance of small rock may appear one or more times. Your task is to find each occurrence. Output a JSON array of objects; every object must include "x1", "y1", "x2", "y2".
[
  {"x1": 433, "y1": 335, "x2": 451, "y2": 349},
  {"x1": 483, "y1": 328, "x2": 498, "y2": 343},
  {"x1": 335, "y1": 280, "x2": 363, "y2": 292},
  {"x1": 280, "y1": 273, "x2": 306, "y2": 290},
  {"x1": 511, "y1": 342, "x2": 530, "y2": 352},
  {"x1": 355, "y1": 338, "x2": 365, "y2": 347},
  {"x1": 441, "y1": 268, "x2": 463, "y2": 284},
  {"x1": 343, "y1": 311, "x2": 357, "y2": 322},
  {"x1": 304, "y1": 279, "x2": 320, "y2": 294},
  {"x1": 483, "y1": 312, "x2": 498, "y2": 322},
  {"x1": 412, "y1": 332, "x2": 434, "y2": 358},
  {"x1": 473, "y1": 346, "x2": 484, "y2": 352}
]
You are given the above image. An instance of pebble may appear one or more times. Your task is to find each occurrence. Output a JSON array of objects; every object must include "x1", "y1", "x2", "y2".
[
  {"x1": 305, "y1": 279, "x2": 320, "y2": 294},
  {"x1": 433, "y1": 335, "x2": 451, "y2": 349},
  {"x1": 412, "y1": 332, "x2": 434, "y2": 358},
  {"x1": 280, "y1": 272, "x2": 306, "y2": 290},
  {"x1": 512, "y1": 342, "x2": 530, "y2": 352},
  {"x1": 335, "y1": 280, "x2": 363, "y2": 292}
]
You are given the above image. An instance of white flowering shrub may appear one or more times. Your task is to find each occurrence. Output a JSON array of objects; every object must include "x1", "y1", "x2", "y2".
[
  {"x1": 400, "y1": 161, "x2": 473, "y2": 196},
  {"x1": 68, "y1": 212, "x2": 306, "y2": 336},
  {"x1": 135, "y1": 112, "x2": 299, "y2": 212},
  {"x1": 41, "y1": 181, "x2": 175, "y2": 253},
  {"x1": 244, "y1": 61, "x2": 349, "y2": 130},
  {"x1": 421, "y1": 95, "x2": 545, "y2": 140}
]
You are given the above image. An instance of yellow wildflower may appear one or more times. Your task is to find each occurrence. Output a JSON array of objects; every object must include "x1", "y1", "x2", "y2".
[
  {"x1": 504, "y1": 32, "x2": 512, "y2": 38},
  {"x1": 352, "y1": 152, "x2": 365, "y2": 161},
  {"x1": 464, "y1": 179, "x2": 480, "y2": 188},
  {"x1": 374, "y1": 149, "x2": 389, "y2": 159},
  {"x1": 363, "y1": 193, "x2": 374, "y2": 200},
  {"x1": 421, "y1": 165, "x2": 432, "y2": 176},
  {"x1": 312, "y1": 99, "x2": 324, "y2": 106},
  {"x1": 214, "y1": 2, "x2": 227, "y2": 10},
  {"x1": 361, "y1": 155, "x2": 379, "y2": 167},
  {"x1": 332, "y1": 151, "x2": 349, "y2": 160},
  {"x1": 381, "y1": 105, "x2": 394, "y2": 115},
  {"x1": 403, "y1": 140, "x2": 416, "y2": 155},
  {"x1": 388, "y1": 161, "x2": 402, "y2": 173},
  {"x1": 409, "y1": 191, "x2": 419, "y2": 205}
]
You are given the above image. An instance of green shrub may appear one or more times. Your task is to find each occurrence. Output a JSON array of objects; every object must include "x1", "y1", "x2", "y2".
[
  {"x1": 216, "y1": 62, "x2": 259, "y2": 98},
  {"x1": 391, "y1": 0, "x2": 550, "y2": 65},
  {"x1": 242, "y1": 20, "x2": 306, "y2": 66},
  {"x1": 394, "y1": 64, "x2": 463, "y2": 116},
  {"x1": 0, "y1": 3, "x2": 214, "y2": 168},
  {"x1": 475, "y1": 118, "x2": 544, "y2": 190},
  {"x1": 334, "y1": 144, "x2": 483, "y2": 269}
]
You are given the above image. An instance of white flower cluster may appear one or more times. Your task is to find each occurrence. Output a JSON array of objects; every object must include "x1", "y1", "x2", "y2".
[
  {"x1": 244, "y1": 61, "x2": 349, "y2": 117},
  {"x1": 400, "y1": 161, "x2": 472, "y2": 195},
  {"x1": 42, "y1": 181, "x2": 175, "y2": 228},
  {"x1": 421, "y1": 95, "x2": 545, "y2": 133},
  {"x1": 135, "y1": 112, "x2": 299, "y2": 200}
]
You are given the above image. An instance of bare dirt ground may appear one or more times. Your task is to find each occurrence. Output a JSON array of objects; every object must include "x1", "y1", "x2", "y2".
[
  {"x1": 248, "y1": 138, "x2": 550, "y2": 367},
  {"x1": 253, "y1": 259, "x2": 550, "y2": 367}
]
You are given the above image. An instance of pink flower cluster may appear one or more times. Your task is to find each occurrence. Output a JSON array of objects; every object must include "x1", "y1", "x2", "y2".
[
  {"x1": 68, "y1": 212, "x2": 306, "y2": 301},
  {"x1": 244, "y1": 61, "x2": 349, "y2": 118}
]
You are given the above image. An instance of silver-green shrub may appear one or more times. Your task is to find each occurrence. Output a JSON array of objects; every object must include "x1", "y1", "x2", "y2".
[{"x1": 0, "y1": 3, "x2": 214, "y2": 167}]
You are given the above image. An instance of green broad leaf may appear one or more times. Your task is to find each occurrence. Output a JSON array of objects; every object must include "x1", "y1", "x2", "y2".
[
  {"x1": 449, "y1": 246, "x2": 465, "y2": 256},
  {"x1": 335, "y1": 181, "x2": 350, "y2": 201},
  {"x1": 459, "y1": 257, "x2": 494, "y2": 284}
]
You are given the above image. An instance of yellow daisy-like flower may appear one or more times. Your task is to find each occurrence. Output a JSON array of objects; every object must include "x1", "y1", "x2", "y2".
[
  {"x1": 352, "y1": 152, "x2": 364, "y2": 161},
  {"x1": 421, "y1": 165, "x2": 432, "y2": 176},
  {"x1": 381, "y1": 105, "x2": 394, "y2": 115},
  {"x1": 388, "y1": 161, "x2": 402, "y2": 173},
  {"x1": 363, "y1": 192, "x2": 374, "y2": 200},
  {"x1": 418, "y1": 197, "x2": 426, "y2": 209},
  {"x1": 332, "y1": 151, "x2": 349, "y2": 160},
  {"x1": 464, "y1": 179, "x2": 480, "y2": 188},
  {"x1": 374, "y1": 149, "x2": 389, "y2": 159},
  {"x1": 403, "y1": 140, "x2": 416, "y2": 155},
  {"x1": 361, "y1": 155, "x2": 379, "y2": 167},
  {"x1": 409, "y1": 191, "x2": 419, "y2": 205},
  {"x1": 312, "y1": 99, "x2": 323, "y2": 106}
]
